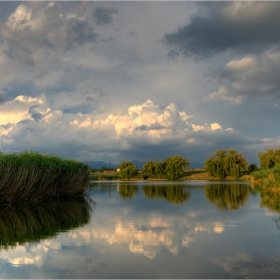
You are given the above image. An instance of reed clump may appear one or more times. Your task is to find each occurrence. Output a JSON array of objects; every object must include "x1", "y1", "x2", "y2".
[
  {"x1": 0, "y1": 151, "x2": 90, "y2": 202},
  {"x1": 251, "y1": 164, "x2": 280, "y2": 189}
]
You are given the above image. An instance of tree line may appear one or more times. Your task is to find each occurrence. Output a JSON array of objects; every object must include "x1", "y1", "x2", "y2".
[
  {"x1": 118, "y1": 147, "x2": 280, "y2": 180},
  {"x1": 119, "y1": 155, "x2": 189, "y2": 180}
]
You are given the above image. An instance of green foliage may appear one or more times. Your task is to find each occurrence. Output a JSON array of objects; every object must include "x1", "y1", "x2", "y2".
[
  {"x1": 205, "y1": 184, "x2": 249, "y2": 210},
  {"x1": 119, "y1": 161, "x2": 138, "y2": 180},
  {"x1": 251, "y1": 169, "x2": 269, "y2": 180},
  {"x1": 141, "y1": 156, "x2": 189, "y2": 180},
  {"x1": 142, "y1": 161, "x2": 166, "y2": 179},
  {"x1": 142, "y1": 185, "x2": 190, "y2": 204},
  {"x1": 90, "y1": 173, "x2": 119, "y2": 180},
  {"x1": 164, "y1": 155, "x2": 190, "y2": 180},
  {"x1": 119, "y1": 184, "x2": 138, "y2": 199},
  {"x1": 258, "y1": 148, "x2": 280, "y2": 170},
  {"x1": 251, "y1": 164, "x2": 280, "y2": 188},
  {"x1": 0, "y1": 151, "x2": 90, "y2": 202},
  {"x1": 204, "y1": 149, "x2": 248, "y2": 179},
  {"x1": 142, "y1": 161, "x2": 155, "y2": 175},
  {"x1": 0, "y1": 197, "x2": 93, "y2": 249}
]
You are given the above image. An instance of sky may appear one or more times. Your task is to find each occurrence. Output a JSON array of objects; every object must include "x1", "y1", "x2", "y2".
[{"x1": 0, "y1": 1, "x2": 279, "y2": 165}]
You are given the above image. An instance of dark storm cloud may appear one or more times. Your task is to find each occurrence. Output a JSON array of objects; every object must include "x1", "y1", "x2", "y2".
[
  {"x1": 120, "y1": 129, "x2": 261, "y2": 164},
  {"x1": 0, "y1": 3, "x2": 98, "y2": 65},
  {"x1": 62, "y1": 104, "x2": 95, "y2": 114},
  {"x1": 161, "y1": 2, "x2": 280, "y2": 59},
  {"x1": 0, "y1": 95, "x2": 7, "y2": 104},
  {"x1": 208, "y1": 52, "x2": 280, "y2": 103},
  {"x1": 93, "y1": 5, "x2": 118, "y2": 26},
  {"x1": 134, "y1": 124, "x2": 166, "y2": 131},
  {"x1": 28, "y1": 105, "x2": 43, "y2": 122},
  {"x1": 64, "y1": 18, "x2": 97, "y2": 50},
  {"x1": 3, "y1": 79, "x2": 38, "y2": 100}
]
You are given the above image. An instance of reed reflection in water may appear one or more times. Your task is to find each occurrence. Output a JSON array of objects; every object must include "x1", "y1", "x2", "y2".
[
  {"x1": 205, "y1": 184, "x2": 249, "y2": 210},
  {"x1": 0, "y1": 197, "x2": 94, "y2": 250}
]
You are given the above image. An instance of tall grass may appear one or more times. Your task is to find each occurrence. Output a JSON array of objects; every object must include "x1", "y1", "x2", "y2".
[
  {"x1": 0, "y1": 151, "x2": 90, "y2": 202},
  {"x1": 0, "y1": 197, "x2": 94, "y2": 249},
  {"x1": 90, "y1": 173, "x2": 120, "y2": 180},
  {"x1": 251, "y1": 164, "x2": 280, "y2": 188}
]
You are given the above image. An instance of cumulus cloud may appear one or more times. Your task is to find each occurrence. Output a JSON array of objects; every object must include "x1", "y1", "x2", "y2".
[
  {"x1": 161, "y1": 2, "x2": 280, "y2": 59},
  {"x1": 0, "y1": 94, "x2": 261, "y2": 162},
  {"x1": 208, "y1": 51, "x2": 280, "y2": 104},
  {"x1": 93, "y1": 5, "x2": 118, "y2": 26},
  {"x1": 0, "y1": 2, "x2": 97, "y2": 64}
]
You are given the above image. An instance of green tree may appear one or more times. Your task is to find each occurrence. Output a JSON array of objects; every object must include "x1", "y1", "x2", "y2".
[
  {"x1": 142, "y1": 161, "x2": 155, "y2": 176},
  {"x1": 164, "y1": 155, "x2": 190, "y2": 180},
  {"x1": 248, "y1": 163, "x2": 259, "y2": 172},
  {"x1": 204, "y1": 149, "x2": 248, "y2": 179},
  {"x1": 154, "y1": 161, "x2": 166, "y2": 177},
  {"x1": 142, "y1": 161, "x2": 166, "y2": 179},
  {"x1": 119, "y1": 161, "x2": 138, "y2": 180},
  {"x1": 258, "y1": 148, "x2": 280, "y2": 170}
]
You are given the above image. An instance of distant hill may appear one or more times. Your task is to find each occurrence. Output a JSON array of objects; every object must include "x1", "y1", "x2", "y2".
[
  {"x1": 131, "y1": 160, "x2": 147, "y2": 170},
  {"x1": 85, "y1": 161, "x2": 118, "y2": 170},
  {"x1": 85, "y1": 160, "x2": 146, "y2": 170},
  {"x1": 85, "y1": 160, "x2": 203, "y2": 170}
]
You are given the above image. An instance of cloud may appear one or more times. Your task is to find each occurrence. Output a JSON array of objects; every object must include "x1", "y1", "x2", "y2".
[
  {"x1": 0, "y1": 94, "x2": 261, "y2": 163},
  {"x1": 0, "y1": 3, "x2": 97, "y2": 64},
  {"x1": 93, "y1": 5, "x2": 118, "y2": 26},
  {"x1": 208, "y1": 51, "x2": 280, "y2": 104},
  {"x1": 161, "y1": 2, "x2": 280, "y2": 59}
]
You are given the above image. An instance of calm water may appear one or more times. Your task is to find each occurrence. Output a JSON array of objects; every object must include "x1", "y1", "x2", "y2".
[{"x1": 1, "y1": 180, "x2": 280, "y2": 278}]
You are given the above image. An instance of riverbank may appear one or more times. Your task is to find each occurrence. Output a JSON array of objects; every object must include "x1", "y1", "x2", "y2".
[{"x1": 90, "y1": 170, "x2": 252, "y2": 182}]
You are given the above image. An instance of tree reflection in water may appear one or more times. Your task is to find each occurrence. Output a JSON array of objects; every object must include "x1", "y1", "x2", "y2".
[
  {"x1": 0, "y1": 197, "x2": 94, "y2": 250},
  {"x1": 259, "y1": 188, "x2": 280, "y2": 232},
  {"x1": 205, "y1": 184, "x2": 249, "y2": 210},
  {"x1": 142, "y1": 185, "x2": 190, "y2": 204},
  {"x1": 119, "y1": 184, "x2": 138, "y2": 199},
  {"x1": 260, "y1": 189, "x2": 280, "y2": 212}
]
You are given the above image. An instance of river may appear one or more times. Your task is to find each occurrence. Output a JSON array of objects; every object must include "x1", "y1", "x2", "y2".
[{"x1": 0, "y1": 180, "x2": 279, "y2": 278}]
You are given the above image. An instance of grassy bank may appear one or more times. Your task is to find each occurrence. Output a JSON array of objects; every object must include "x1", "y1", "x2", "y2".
[
  {"x1": 181, "y1": 170, "x2": 250, "y2": 181},
  {"x1": 0, "y1": 151, "x2": 90, "y2": 202}
]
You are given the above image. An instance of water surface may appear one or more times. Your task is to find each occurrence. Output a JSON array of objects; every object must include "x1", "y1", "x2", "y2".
[{"x1": 1, "y1": 180, "x2": 280, "y2": 278}]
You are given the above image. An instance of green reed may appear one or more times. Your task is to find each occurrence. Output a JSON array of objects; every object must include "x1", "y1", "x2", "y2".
[
  {"x1": 251, "y1": 164, "x2": 280, "y2": 188},
  {"x1": 0, "y1": 151, "x2": 90, "y2": 202}
]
